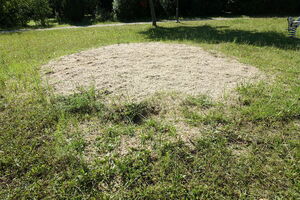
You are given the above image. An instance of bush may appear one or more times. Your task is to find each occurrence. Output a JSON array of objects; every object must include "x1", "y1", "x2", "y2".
[
  {"x1": 60, "y1": 0, "x2": 85, "y2": 22},
  {"x1": 113, "y1": 0, "x2": 150, "y2": 20},
  {"x1": 94, "y1": 0, "x2": 114, "y2": 21},
  {"x1": 0, "y1": 0, "x2": 32, "y2": 27},
  {"x1": 0, "y1": 0, "x2": 51, "y2": 27},
  {"x1": 113, "y1": 0, "x2": 164, "y2": 21},
  {"x1": 31, "y1": 0, "x2": 52, "y2": 26},
  {"x1": 50, "y1": 0, "x2": 114, "y2": 23}
]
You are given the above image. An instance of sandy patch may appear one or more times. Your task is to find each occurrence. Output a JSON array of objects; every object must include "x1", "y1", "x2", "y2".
[{"x1": 42, "y1": 42, "x2": 262, "y2": 99}]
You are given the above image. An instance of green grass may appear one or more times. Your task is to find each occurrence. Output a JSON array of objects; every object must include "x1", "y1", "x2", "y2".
[
  {"x1": 0, "y1": 18, "x2": 120, "y2": 31},
  {"x1": 0, "y1": 18, "x2": 300, "y2": 199},
  {"x1": 0, "y1": 16, "x2": 242, "y2": 31}
]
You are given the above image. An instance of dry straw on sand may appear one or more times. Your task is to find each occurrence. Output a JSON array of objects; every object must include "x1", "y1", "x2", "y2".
[{"x1": 42, "y1": 42, "x2": 262, "y2": 99}]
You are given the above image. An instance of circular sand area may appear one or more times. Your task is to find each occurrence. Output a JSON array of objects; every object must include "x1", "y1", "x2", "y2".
[{"x1": 42, "y1": 43, "x2": 262, "y2": 99}]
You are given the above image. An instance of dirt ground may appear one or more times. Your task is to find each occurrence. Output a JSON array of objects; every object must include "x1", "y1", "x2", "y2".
[{"x1": 42, "y1": 42, "x2": 263, "y2": 99}]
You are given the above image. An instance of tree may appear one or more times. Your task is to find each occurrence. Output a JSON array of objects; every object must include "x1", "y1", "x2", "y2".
[
  {"x1": 0, "y1": 0, "x2": 32, "y2": 27},
  {"x1": 31, "y1": 0, "x2": 52, "y2": 26},
  {"x1": 176, "y1": 0, "x2": 179, "y2": 23},
  {"x1": 149, "y1": 0, "x2": 157, "y2": 26},
  {"x1": 61, "y1": 0, "x2": 85, "y2": 22}
]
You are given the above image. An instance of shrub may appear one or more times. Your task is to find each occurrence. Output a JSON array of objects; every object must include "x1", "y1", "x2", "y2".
[
  {"x1": 94, "y1": 0, "x2": 114, "y2": 21},
  {"x1": 50, "y1": 0, "x2": 114, "y2": 23},
  {"x1": 113, "y1": 0, "x2": 150, "y2": 20},
  {"x1": 31, "y1": 0, "x2": 52, "y2": 26},
  {"x1": 61, "y1": 0, "x2": 85, "y2": 22},
  {"x1": 112, "y1": 0, "x2": 164, "y2": 21},
  {"x1": 0, "y1": 0, "x2": 32, "y2": 27},
  {"x1": 49, "y1": 0, "x2": 63, "y2": 20},
  {"x1": 0, "y1": 0, "x2": 52, "y2": 27}
]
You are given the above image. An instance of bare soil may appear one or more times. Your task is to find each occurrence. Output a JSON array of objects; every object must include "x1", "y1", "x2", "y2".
[{"x1": 42, "y1": 42, "x2": 262, "y2": 99}]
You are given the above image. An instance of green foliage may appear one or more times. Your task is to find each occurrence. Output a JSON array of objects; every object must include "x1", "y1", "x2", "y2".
[
  {"x1": 61, "y1": 0, "x2": 85, "y2": 22},
  {"x1": 31, "y1": 0, "x2": 52, "y2": 26},
  {"x1": 113, "y1": 0, "x2": 150, "y2": 20},
  {"x1": 2, "y1": 0, "x2": 300, "y2": 28},
  {"x1": 0, "y1": 0, "x2": 51, "y2": 27},
  {"x1": 112, "y1": 0, "x2": 168, "y2": 21},
  {"x1": 94, "y1": 0, "x2": 114, "y2": 21},
  {"x1": 49, "y1": 0, "x2": 114, "y2": 23},
  {"x1": 0, "y1": 0, "x2": 32, "y2": 27}
]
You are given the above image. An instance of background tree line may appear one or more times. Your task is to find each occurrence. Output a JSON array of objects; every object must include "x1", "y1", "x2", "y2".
[{"x1": 1, "y1": 0, "x2": 300, "y2": 27}]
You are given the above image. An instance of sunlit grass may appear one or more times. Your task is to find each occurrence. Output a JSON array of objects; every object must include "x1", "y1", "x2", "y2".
[{"x1": 0, "y1": 18, "x2": 299, "y2": 199}]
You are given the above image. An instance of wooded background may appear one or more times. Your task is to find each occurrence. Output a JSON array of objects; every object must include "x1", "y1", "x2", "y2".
[{"x1": 1, "y1": 0, "x2": 300, "y2": 27}]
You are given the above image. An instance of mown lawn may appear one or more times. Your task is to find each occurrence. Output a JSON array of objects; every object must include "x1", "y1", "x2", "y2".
[{"x1": 0, "y1": 18, "x2": 299, "y2": 199}]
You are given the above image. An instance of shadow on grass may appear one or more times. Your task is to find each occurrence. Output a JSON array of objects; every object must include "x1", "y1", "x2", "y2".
[{"x1": 139, "y1": 24, "x2": 300, "y2": 50}]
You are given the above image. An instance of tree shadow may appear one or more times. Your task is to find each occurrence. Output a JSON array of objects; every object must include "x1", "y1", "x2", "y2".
[{"x1": 139, "y1": 24, "x2": 300, "y2": 50}]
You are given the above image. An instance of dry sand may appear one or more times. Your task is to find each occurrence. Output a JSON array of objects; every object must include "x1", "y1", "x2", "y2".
[{"x1": 42, "y1": 42, "x2": 262, "y2": 99}]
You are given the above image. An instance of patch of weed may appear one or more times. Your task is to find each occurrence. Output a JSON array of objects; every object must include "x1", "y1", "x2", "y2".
[
  {"x1": 183, "y1": 109, "x2": 230, "y2": 126},
  {"x1": 182, "y1": 94, "x2": 214, "y2": 109},
  {"x1": 144, "y1": 119, "x2": 176, "y2": 135},
  {"x1": 95, "y1": 125, "x2": 136, "y2": 153},
  {"x1": 237, "y1": 82, "x2": 300, "y2": 123},
  {"x1": 54, "y1": 88, "x2": 105, "y2": 115},
  {"x1": 106, "y1": 101, "x2": 160, "y2": 124}
]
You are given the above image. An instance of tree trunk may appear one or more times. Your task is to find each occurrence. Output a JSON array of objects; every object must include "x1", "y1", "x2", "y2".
[
  {"x1": 176, "y1": 0, "x2": 179, "y2": 23},
  {"x1": 149, "y1": 0, "x2": 157, "y2": 27}
]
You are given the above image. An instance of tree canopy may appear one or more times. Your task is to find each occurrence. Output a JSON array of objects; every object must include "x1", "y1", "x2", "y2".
[{"x1": 1, "y1": 0, "x2": 300, "y2": 27}]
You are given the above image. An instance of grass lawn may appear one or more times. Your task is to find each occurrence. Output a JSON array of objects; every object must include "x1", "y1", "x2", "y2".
[{"x1": 0, "y1": 18, "x2": 299, "y2": 199}]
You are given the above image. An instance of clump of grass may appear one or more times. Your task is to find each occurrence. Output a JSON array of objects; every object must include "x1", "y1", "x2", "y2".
[
  {"x1": 182, "y1": 94, "x2": 214, "y2": 109},
  {"x1": 95, "y1": 124, "x2": 136, "y2": 154},
  {"x1": 181, "y1": 95, "x2": 229, "y2": 126},
  {"x1": 144, "y1": 119, "x2": 176, "y2": 135},
  {"x1": 237, "y1": 82, "x2": 300, "y2": 123},
  {"x1": 183, "y1": 109, "x2": 229, "y2": 126},
  {"x1": 105, "y1": 101, "x2": 160, "y2": 124},
  {"x1": 54, "y1": 88, "x2": 105, "y2": 115}
]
